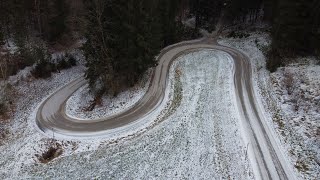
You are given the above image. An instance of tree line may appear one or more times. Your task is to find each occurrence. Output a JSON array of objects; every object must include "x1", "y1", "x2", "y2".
[
  {"x1": 189, "y1": 0, "x2": 319, "y2": 71},
  {"x1": 0, "y1": 0, "x2": 84, "y2": 79},
  {"x1": 0, "y1": 0, "x2": 74, "y2": 46},
  {"x1": 83, "y1": 0, "x2": 194, "y2": 97},
  {"x1": 267, "y1": 0, "x2": 320, "y2": 71},
  {"x1": 0, "y1": 0, "x2": 319, "y2": 96}
]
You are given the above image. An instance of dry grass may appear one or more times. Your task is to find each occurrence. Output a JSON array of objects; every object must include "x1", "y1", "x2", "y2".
[
  {"x1": 283, "y1": 70, "x2": 294, "y2": 95},
  {"x1": 294, "y1": 160, "x2": 309, "y2": 172},
  {"x1": 36, "y1": 141, "x2": 63, "y2": 163}
]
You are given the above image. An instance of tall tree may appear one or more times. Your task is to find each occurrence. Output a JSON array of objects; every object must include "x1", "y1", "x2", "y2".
[
  {"x1": 271, "y1": 0, "x2": 319, "y2": 55},
  {"x1": 83, "y1": 0, "x2": 164, "y2": 96},
  {"x1": 224, "y1": 0, "x2": 263, "y2": 24},
  {"x1": 83, "y1": 0, "x2": 114, "y2": 95},
  {"x1": 157, "y1": 0, "x2": 183, "y2": 46},
  {"x1": 46, "y1": 0, "x2": 70, "y2": 42},
  {"x1": 189, "y1": 0, "x2": 224, "y2": 31},
  {"x1": 267, "y1": 0, "x2": 320, "y2": 71}
]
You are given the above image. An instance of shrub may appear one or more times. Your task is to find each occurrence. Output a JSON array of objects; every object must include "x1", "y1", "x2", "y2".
[
  {"x1": 19, "y1": 47, "x2": 36, "y2": 67},
  {"x1": 57, "y1": 58, "x2": 71, "y2": 70},
  {"x1": 56, "y1": 54, "x2": 77, "y2": 71},
  {"x1": 32, "y1": 61, "x2": 55, "y2": 78},
  {"x1": 30, "y1": 46, "x2": 56, "y2": 78},
  {"x1": 36, "y1": 143, "x2": 63, "y2": 163},
  {"x1": 67, "y1": 55, "x2": 77, "y2": 66}
]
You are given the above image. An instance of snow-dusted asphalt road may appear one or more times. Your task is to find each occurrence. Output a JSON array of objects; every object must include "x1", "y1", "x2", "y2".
[{"x1": 35, "y1": 39, "x2": 294, "y2": 180}]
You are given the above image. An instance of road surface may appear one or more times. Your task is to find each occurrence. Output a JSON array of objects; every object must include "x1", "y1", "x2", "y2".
[{"x1": 35, "y1": 38, "x2": 294, "y2": 180}]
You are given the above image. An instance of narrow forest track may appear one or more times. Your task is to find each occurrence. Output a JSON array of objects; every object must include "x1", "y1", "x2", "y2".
[{"x1": 35, "y1": 38, "x2": 294, "y2": 180}]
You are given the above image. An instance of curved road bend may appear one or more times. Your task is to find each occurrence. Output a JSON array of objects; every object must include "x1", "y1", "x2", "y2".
[{"x1": 36, "y1": 39, "x2": 294, "y2": 180}]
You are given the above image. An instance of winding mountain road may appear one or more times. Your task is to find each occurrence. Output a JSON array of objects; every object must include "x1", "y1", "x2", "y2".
[{"x1": 35, "y1": 38, "x2": 294, "y2": 180}]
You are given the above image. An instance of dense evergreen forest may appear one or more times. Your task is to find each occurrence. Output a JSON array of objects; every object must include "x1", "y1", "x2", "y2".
[{"x1": 0, "y1": 0, "x2": 319, "y2": 96}]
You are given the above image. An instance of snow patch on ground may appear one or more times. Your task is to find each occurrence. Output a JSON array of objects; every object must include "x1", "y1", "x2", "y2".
[
  {"x1": 1, "y1": 50, "x2": 253, "y2": 179},
  {"x1": 219, "y1": 32, "x2": 320, "y2": 179},
  {"x1": 0, "y1": 50, "x2": 101, "y2": 178},
  {"x1": 271, "y1": 59, "x2": 320, "y2": 177},
  {"x1": 66, "y1": 70, "x2": 151, "y2": 120}
]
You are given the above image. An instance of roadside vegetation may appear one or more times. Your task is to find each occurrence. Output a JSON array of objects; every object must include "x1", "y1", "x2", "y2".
[{"x1": 36, "y1": 140, "x2": 63, "y2": 163}]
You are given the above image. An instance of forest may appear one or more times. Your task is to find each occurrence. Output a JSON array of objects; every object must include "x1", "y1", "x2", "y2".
[{"x1": 0, "y1": 0, "x2": 319, "y2": 96}]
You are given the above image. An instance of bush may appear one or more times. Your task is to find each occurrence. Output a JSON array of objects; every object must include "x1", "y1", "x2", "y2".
[
  {"x1": 36, "y1": 143, "x2": 63, "y2": 163},
  {"x1": 57, "y1": 58, "x2": 71, "y2": 70},
  {"x1": 32, "y1": 61, "x2": 55, "y2": 78},
  {"x1": 56, "y1": 54, "x2": 76, "y2": 71},
  {"x1": 19, "y1": 47, "x2": 36, "y2": 67},
  {"x1": 30, "y1": 46, "x2": 56, "y2": 78},
  {"x1": 67, "y1": 55, "x2": 77, "y2": 66}
]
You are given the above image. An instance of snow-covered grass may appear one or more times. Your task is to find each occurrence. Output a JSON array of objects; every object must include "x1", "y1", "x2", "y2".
[
  {"x1": 0, "y1": 51, "x2": 91, "y2": 178},
  {"x1": 219, "y1": 32, "x2": 320, "y2": 179},
  {"x1": 4, "y1": 30, "x2": 319, "y2": 179},
  {"x1": 0, "y1": 50, "x2": 253, "y2": 179},
  {"x1": 66, "y1": 70, "x2": 151, "y2": 120},
  {"x1": 271, "y1": 59, "x2": 320, "y2": 175}
]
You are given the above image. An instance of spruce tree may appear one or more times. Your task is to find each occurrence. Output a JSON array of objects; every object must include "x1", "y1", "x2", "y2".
[
  {"x1": 267, "y1": 0, "x2": 320, "y2": 71},
  {"x1": 83, "y1": 0, "x2": 114, "y2": 95},
  {"x1": 271, "y1": 0, "x2": 319, "y2": 55},
  {"x1": 189, "y1": 0, "x2": 223, "y2": 31},
  {"x1": 83, "y1": 0, "x2": 163, "y2": 96},
  {"x1": 47, "y1": 0, "x2": 70, "y2": 42}
]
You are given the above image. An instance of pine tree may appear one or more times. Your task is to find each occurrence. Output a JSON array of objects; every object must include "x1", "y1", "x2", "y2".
[
  {"x1": 224, "y1": 0, "x2": 263, "y2": 24},
  {"x1": 83, "y1": 0, "x2": 114, "y2": 95},
  {"x1": 46, "y1": 0, "x2": 70, "y2": 42},
  {"x1": 189, "y1": 0, "x2": 224, "y2": 31},
  {"x1": 83, "y1": 0, "x2": 163, "y2": 96},
  {"x1": 267, "y1": 0, "x2": 320, "y2": 71},
  {"x1": 263, "y1": 0, "x2": 277, "y2": 22},
  {"x1": 157, "y1": 0, "x2": 184, "y2": 46},
  {"x1": 271, "y1": 0, "x2": 319, "y2": 55}
]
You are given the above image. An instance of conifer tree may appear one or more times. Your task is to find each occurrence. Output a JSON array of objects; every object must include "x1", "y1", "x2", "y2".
[
  {"x1": 270, "y1": 0, "x2": 319, "y2": 55},
  {"x1": 189, "y1": 0, "x2": 223, "y2": 31},
  {"x1": 46, "y1": 0, "x2": 70, "y2": 42},
  {"x1": 83, "y1": 0, "x2": 164, "y2": 95},
  {"x1": 267, "y1": 0, "x2": 320, "y2": 71}
]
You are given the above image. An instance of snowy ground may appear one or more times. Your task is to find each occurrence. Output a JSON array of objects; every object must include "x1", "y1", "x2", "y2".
[
  {"x1": 66, "y1": 70, "x2": 151, "y2": 120},
  {"x1": 3, "y1": 30, "x2": 317, "y2": 179},
  {"x1": 0, "y1": 52, "x2": 91, "y2": 178},
  {"x1": 271, "y1": 59, "x2": 320, "y2": 177},
  {"x1": 219, "y1": 32, "x2": 320, "y2": 179},
  {"x1": 0, "y1": 50, "x2": 253, "y2": 179}
]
